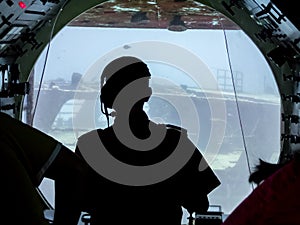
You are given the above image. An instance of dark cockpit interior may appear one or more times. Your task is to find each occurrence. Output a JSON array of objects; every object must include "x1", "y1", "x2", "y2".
[{"x1": 0, "y1": 0, "x2": 299, "y2": 224}]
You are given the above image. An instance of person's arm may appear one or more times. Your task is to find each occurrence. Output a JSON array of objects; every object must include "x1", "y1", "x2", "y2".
[
  {"x1": 53, "y1": 178, "x2": 82, "y2": 225},
  {"x1": 178, "y1": 143, "x2": 220, "y2": 214},
  {"x1": 0, "y1": 112, "x2": 88, "y2": 224},
  {"x1": 48, "y1": 146, "x2": 89, "y2": 225}
]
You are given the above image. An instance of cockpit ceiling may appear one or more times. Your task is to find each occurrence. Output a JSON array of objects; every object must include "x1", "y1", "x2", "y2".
[{"x1": 0, "y1": 0, "x2": 65, "y2": 64}]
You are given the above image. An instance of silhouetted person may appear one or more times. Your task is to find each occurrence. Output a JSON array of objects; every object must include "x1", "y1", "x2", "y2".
[
  {"x1": 248, "y1": 158, "x2": 290, "y2": 185},
  {"x1": 75, "y1": 56, "x2": 220, "y2": 225},
  {"x1": 221, "y1": 153, "x2": 300, "y2": 225},
  {"x1": 0, "y1": 112, "x2": 89, "y2": 225}
]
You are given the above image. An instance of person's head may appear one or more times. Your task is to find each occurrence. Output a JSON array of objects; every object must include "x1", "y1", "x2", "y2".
[{"x1": 100, "y1": 56, "x2": 152, "y2": 119}]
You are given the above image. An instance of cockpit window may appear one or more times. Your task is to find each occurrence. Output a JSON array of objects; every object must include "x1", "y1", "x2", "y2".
[{"x1": 26, "y1": 13, "x2": 280, "y2": 223}]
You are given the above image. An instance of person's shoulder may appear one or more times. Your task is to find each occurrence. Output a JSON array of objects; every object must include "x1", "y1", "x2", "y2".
[
  {"x1": 149, "y1": 121, "x2": 188, "y2": 136},
  {"x1": 165, "y1": 124, "x2": 188, "y2": 140},
  {"x1": 165, "y1": 124, "x2": 187, "y2": 134},
  {"x1": 78, "y1": 128, "x2": 104, "y2": 141}
]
